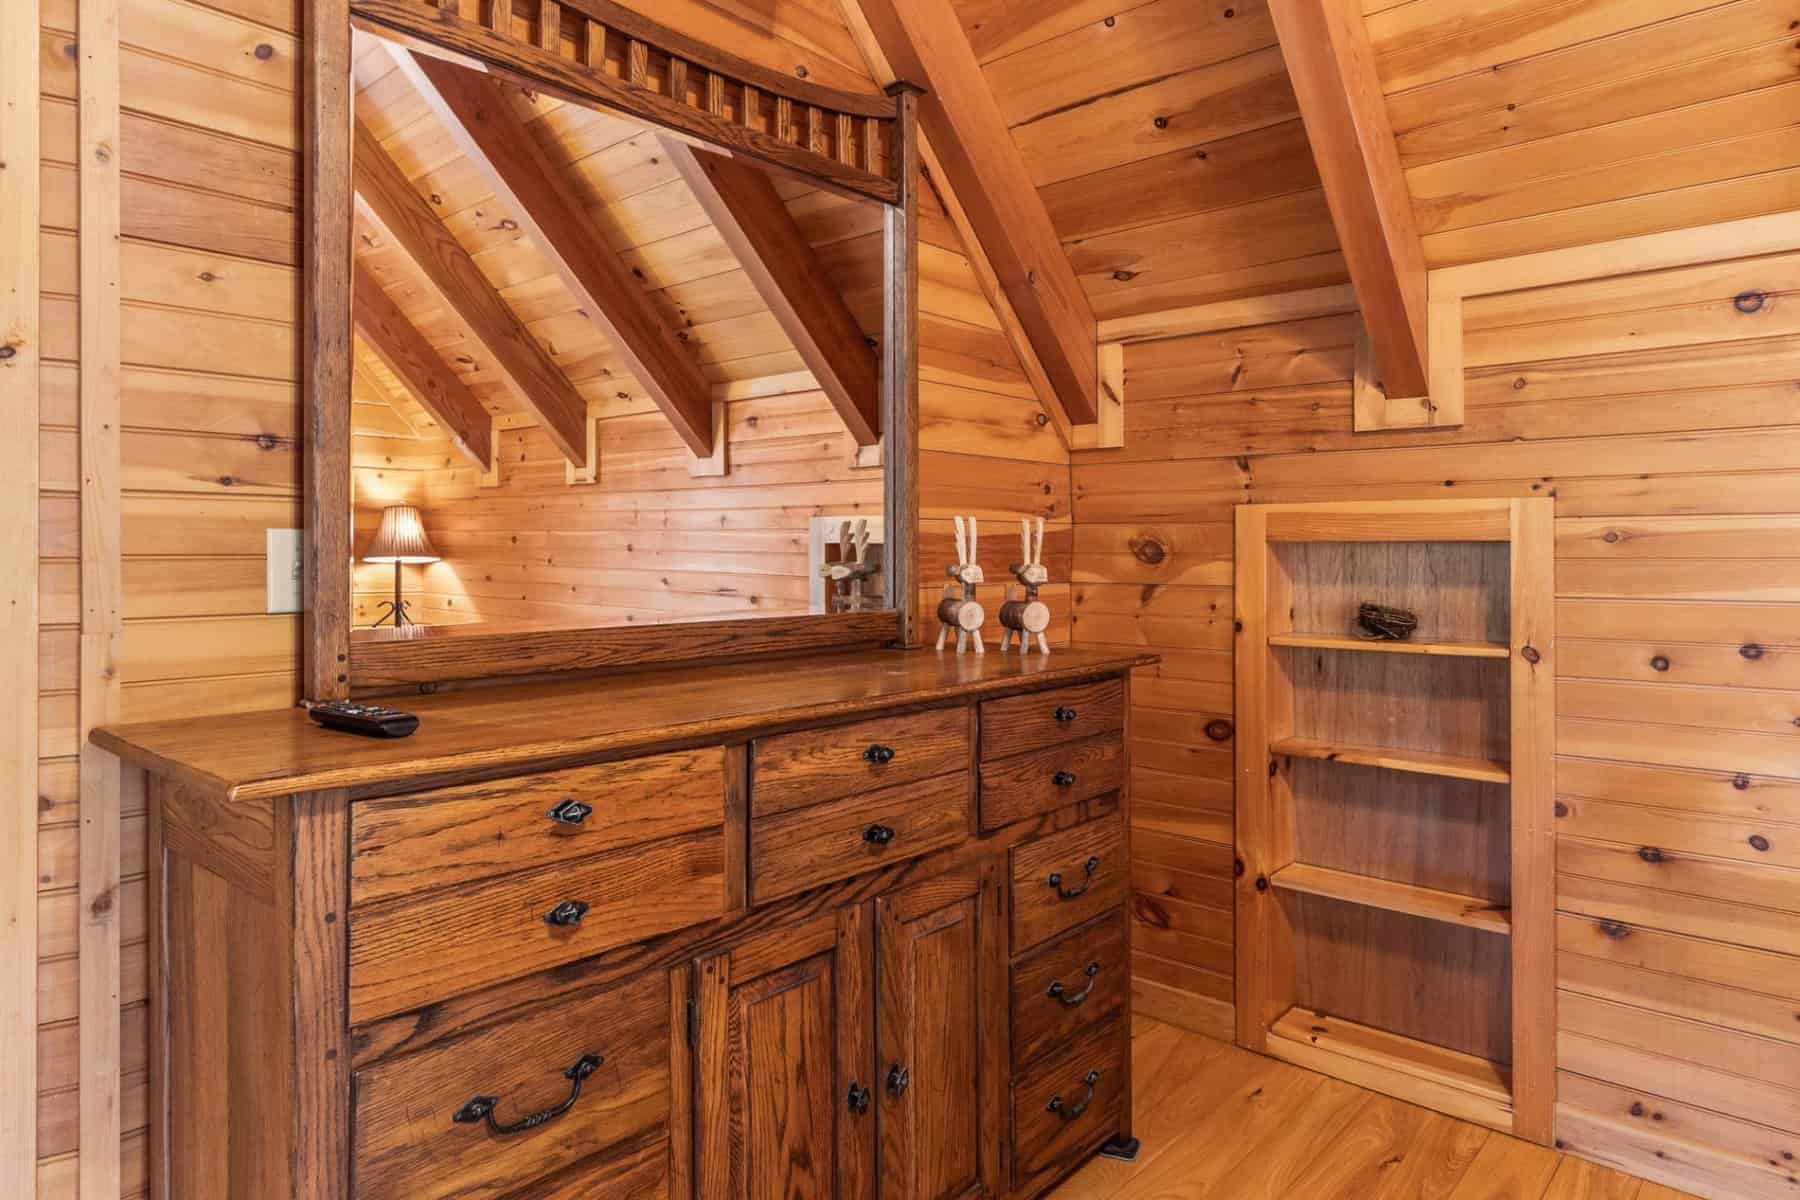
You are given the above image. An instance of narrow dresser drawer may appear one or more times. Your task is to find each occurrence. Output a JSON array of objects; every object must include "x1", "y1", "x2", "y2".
[
  {"x1": 1011, "y1": 911, "x2": 1128, "y2": 1069},
  {"x1": 352, "y1": 968, "x2": 670, "y2": 1200},
  {"x1": 348, "y1": 830, "x2": 726, "y2": 1022},
  {"x1": 1011, "y1": 1015, "x2": 1126, "y2": 1187},
  {"x1": 750, "y1": 772, "x2": 969, "y2": 904},
  {"x1": 753, "y1": 705, "x2": 971, "y2": 816},
  {"x1": 979, "y1": 734, "x2": 1125, "y2": 831},
  {"x1": 349, "y1": 748, "x2": 725, "y2": 905},
  {"x1": 1010, "y1": 816, "x2": 1125, "y2": 952},
  {"x1": 979, "y1": 677, "x2": 1125, "y2": 760}
]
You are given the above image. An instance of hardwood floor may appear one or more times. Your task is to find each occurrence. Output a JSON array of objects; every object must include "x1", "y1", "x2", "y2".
[{"x1": 1053, "y1": 1019, "x2": 1697, "y2": 1200}]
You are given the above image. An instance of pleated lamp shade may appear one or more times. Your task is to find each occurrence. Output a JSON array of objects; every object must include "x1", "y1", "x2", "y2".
[{"x1": 364, "y1": 505, "x2": 439, "y2": 564}]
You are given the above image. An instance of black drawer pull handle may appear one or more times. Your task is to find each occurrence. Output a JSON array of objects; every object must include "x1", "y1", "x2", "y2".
[
  {"x1": 864, "y1": 743, "x2": 896, "y2": 765},
  {"x1": 1046, "y1": 1070, "x2": 1101, "y2": 1122},
  {"x1": 887, "y1": 1062, "x2": 910, "y2": 1098},
  {"x1": 1053, "y1": 770, "x2": 1077, "y2": 788},
  {"x1": 452, "y1": 1052, "x2": 603, "y2": 1135},
  {"x1": 1053, "y1": 706, "x2": 1078, "y2": 723},
  {"x1": 864, "y1": 823, "x2": 896, "y2": 846},
  {"x1": 544, "y1": 899, "x2": 590, "y2": 927},
  {"x1": 1047, "y1": 856, "x2": 1101, "y2": 900},
  {"x1": 546, "y1": 798, "x2": 592, "y2": 826},
  {"x1": 846, "y1": 1081, "x2": 871, "y2": 1114},
  {"x1": 1047, "y1": 962, "x2": 1101, "y2": 1007}
]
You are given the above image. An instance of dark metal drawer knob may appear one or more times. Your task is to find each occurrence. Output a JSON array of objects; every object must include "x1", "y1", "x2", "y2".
[
  {"x1": 1046, "y1": 1069, "x2": 1101, "y2": 1122},
  {"x1": 887, "y1": 1062, "x2": 910, "y2": 1098},
  {"x1": 544, "y1": 899, "x2": 590, "y2": 927},
  {"x1": 864, "y1": 823, "x2": 896, "y2": 846},
  {"x1": 452, "y1": 1052, "x2": 602, "y2": 1135},
  {"x1": 846, "y1": 1081, "x2": 871, "y2": 1114},
  {"x1": 1053, "y1": 770, "x2": 1077, "y2": 788},
  {"x1": 546, "y1": 798, "x2": 592, "y2": 826},
  {"x1": 1047, "y1": 961, "x2": 1101, "y2": 1008},
  {"x1": 1053, "y1": 706, "x2": 1078, "y2": 723},
  {"x1": 864, "y1": 743, "x2": 896, "y2": 764},
  {"x1": 1047, "y1": 856, "x2": 1101, "y2": 901}
]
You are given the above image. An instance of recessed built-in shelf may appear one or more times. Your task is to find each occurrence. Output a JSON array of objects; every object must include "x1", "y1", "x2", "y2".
[
  {"x1": 1269, "y1": 633, "x2": 1510, "y2": 659},
  {"x1": 1266, "y1": 1007, "x2": 1515, "y2": 1134},
  {"x1": 1270, "y1": 863, "x2": 1511, "y2": 935},
  {"x1": 1270, "y1": 736, "x2": 1512, "y2": 785}
]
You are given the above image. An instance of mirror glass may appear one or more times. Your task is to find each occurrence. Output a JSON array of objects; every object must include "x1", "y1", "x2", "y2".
[{"x1": 346, "y1": 30, "x2": 890, "y2": 643}]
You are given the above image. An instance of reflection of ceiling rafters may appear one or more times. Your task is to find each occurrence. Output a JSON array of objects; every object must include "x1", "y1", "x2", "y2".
[
  {"x1": 350, "y1": 350, "x2": 421, "y2": 437},
  {"x1": 352, "y1": 260, "x2": 493, "y2": 470},
  {"x1": 665, "y1": 136, "x2": 882, "y2": 448},
  {"x1": 352, "y1": 116, "x2": 591, "y2": 468},
  {"x1": 390, "y1": 45, "x2": 720, "y2": 460}
]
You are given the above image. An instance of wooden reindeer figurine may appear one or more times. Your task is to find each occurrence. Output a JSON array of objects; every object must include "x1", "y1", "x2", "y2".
[
  {"x1": 1000, "y1": 517, "x2": 1052, "y2": 654},
  {"x1": 936, "y1": 515, "x2": 986, "y2": 653},
  {"x1": 818, "y1": 518, "x2": 879, "y2": 612}
]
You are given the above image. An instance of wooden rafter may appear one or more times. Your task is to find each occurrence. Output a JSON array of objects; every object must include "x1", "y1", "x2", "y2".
[
  {"x1": 663, "y1": 136, "x2": 882, "y2": 446},
  {"x1": 352, "y1": 260, "x2": 494, "y2": 470},
  {"x1": 392, "y1": 48, "x2": 718, "y2": 460},
  {"x1": 853, "y1": 0, "x2": 1100, "y2": 425},
  {"x1": 352, "y1": 115, "x2": 591, "y2": 465},
  {"x1": 1268, "y1": 0, "x2": 1431, "y2": 401}
]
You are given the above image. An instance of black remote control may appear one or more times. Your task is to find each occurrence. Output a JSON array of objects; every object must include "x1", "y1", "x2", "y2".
[{"x1": 307, "y1": 701, "x2": 419, "y2": 738}]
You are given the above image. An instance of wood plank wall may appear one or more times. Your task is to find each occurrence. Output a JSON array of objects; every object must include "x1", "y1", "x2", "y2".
[{"x1": 1072, "y1": 258, "x2": 1800, "y2": 1198}]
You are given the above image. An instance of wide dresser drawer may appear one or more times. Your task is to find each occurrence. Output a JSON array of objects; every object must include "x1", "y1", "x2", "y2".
[
  {"x1": 753, "y1": 705, "x2": 971, "y2": 815},
  {"x1": 348, "y1": 829, "x2": 727, "y2": 1022},
  {"x1": 1011, "y1": 1015, "x2": 1127, "y2": 1188},
  {"x1": 1010, "y1": 816, "x2": 1125, "y2": 952},
  {"x1": 352, "y1": 968, "x2": 670, "y2": 1200},
  {"x1": 750, "y1": 772, "x2": 970, "y2": 904},
  {"x1": 349, "y1": 748, "x2": 726, "y2": 905},
  {"x1": 979, "y1": 734, "x2": 1124, "y2": 831},
  {"x1": 1010, "y1": 911, "x2": 1128, "y2": 1070},
  {"x1": 979, "y1": 678, "x2": 1125, "y2": 760}
]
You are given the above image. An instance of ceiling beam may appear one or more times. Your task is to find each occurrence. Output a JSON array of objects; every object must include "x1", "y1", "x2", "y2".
[
  {"x1": 853, "y1": 0, "x2": 1099, "y2": 424},
  {"x1": 351, "y1": 260, "x2": 493, "y2": 470},
  {"x1": 351, "y1": 115, "x2": 593, "y2": 466},
  {"x1": 662, "y1": 137, "x2": 882, "y2": 447},
  {"x1": 391, "y1": 48, "x2": 718, "y2": 459},
  {"x1": 1268, "y1": 0, "x2": 1430, "y2": 399}
]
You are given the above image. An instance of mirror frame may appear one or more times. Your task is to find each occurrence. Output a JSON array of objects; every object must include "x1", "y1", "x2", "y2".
[{"x1": 302, "y1": 0, "x2": 921, "y2": 698}]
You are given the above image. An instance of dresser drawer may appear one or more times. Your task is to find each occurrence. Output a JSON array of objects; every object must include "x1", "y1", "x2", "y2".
[
  {"x1": 979, "y1": 734, "x2": 1124, "y2": 831},
  {"x1": 1011, "y1": 1015, "x2": 1126, "y2": 1186},
  {"x1": 352, "y1": 968, "x2": 670, "y2": 1200},
  {"x1": 1011, "y1": 911, "x2": 1128, "y2": 1070},
  {"x1": 1010, "y1": 816, "x2": 1125, "y2": 952},
  {"x1": 348, "y1": 830, "x2": 726, "y2": 1022},
  {"x1": 979, "y1": 677, "x2": 1125, "y2": 760},
  {"x1": 349, "y1": 748, "x2": 725, "y2": 906},
  {"x1": 753, "y1": 705, "x2": 971, "y2": 816},
  {"x1": 750, "y1": 772, "x2": 969, "y2": 904}
]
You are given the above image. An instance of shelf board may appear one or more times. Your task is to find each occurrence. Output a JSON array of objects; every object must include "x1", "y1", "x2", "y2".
[
  {"x1": 1269, "y1": 633, "x2": 1510, "y2": 659},
  {"x1": 1266, "y1": 1007, "x2": 1515, "y2": 1134},
  {"x1": 1270, "y1": 736, "x2": 1512, "y2": 785},
  {"x1": 1270, "y1": 863, "x2": 1511, "y2": 935}
]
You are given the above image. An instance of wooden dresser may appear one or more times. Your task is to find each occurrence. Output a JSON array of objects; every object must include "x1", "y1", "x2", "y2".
[{"x1": 94, "y1": 648, "x2": 1152, "y2": 1200}]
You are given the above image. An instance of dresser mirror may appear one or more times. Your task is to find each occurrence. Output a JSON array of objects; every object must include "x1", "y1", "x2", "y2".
[{"x1": 306, "y1": 1, "x2": 920, "y2": 694}]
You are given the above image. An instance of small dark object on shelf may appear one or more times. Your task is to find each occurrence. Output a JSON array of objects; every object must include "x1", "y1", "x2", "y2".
[{"x1": 1356, "y1": 602, "x2": 1420, "y2": 642}]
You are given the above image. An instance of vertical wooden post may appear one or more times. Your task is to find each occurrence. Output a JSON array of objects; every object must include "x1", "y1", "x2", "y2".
[
  {"x1": 282, "y1": 792, "x2": 353, "y2": 1197},
  {"x1": 0, "y1": 0, "x2": 42, "y2": 1188},
  {"x1": 77, "y1": 0, "x2": 123, "y2": 1191},
  {"x1": 305, "y1": 0, "x2": 355, "y2": 701},
  {"x1": 883, "y1": 83, "x2": 921, "y2": 648}
]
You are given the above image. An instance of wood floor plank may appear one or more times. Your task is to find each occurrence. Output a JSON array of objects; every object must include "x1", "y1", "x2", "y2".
[
  {"x1": 1541, "y1": 1156, "x2": 1645, "y2": 1200},
  {"x1": 1370, "y1": 1109, "x2": 1493, "y2": 1200},
  {"x1": 1440, "y1": 1134, "x2": 1564, "y2": 1200}
]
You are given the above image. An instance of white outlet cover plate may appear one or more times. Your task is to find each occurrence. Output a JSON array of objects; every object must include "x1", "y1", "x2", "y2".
[{"x1": 267, "y1": 528, "x2": 303, "y2": 614}]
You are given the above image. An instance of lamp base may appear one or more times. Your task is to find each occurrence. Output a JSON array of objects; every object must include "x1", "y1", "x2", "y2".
[{"x1": 370, "y1": 599, "x2": 416, "y2": 628}]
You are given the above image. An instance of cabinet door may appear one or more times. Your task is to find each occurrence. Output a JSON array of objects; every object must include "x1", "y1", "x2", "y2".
[
  {"x1": 693, "y1": 904, "x2": 877, "y2": 1200},
  {"x1": 877, "y1": 861, "x2": 1006, "y2": 1200}
]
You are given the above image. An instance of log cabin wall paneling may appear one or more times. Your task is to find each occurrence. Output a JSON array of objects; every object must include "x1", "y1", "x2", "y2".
[{"x1": 1070, "y1": 255, "x2": 1800, "y2": 1197}]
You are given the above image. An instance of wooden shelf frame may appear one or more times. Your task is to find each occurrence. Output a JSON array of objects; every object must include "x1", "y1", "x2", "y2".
[{"x1": 1234, "y1": 498, "x2": 1556, "y2": 1145}]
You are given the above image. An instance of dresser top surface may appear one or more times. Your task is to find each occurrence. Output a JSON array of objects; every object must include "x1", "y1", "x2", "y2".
[{"x1": 93, "y1": 648, "x2": 1154, "y2": 803}]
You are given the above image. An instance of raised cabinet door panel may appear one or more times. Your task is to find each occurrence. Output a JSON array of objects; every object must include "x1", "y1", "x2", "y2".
[
  {"x1": 693, "y1": 905, "x2": 878, "y2": 1200},
  {"x1": 877, "y1": 862, "x2": 1006, "y2": 1200}
]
